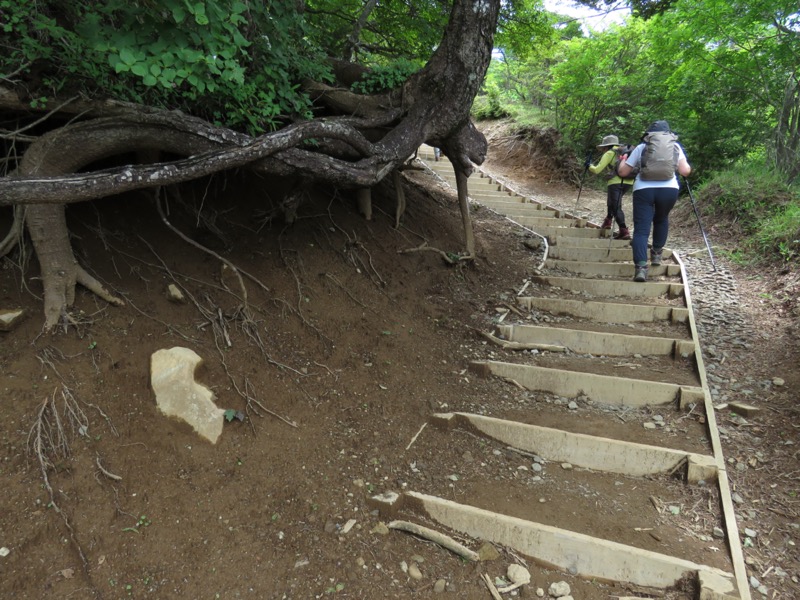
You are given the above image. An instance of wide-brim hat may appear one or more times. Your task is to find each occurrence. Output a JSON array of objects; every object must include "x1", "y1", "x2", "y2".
[{"x1": 598, "y1": 134, "x2": 619, "y2": 147}]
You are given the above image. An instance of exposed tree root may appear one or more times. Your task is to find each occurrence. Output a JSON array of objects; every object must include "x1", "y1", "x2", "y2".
[
  {"x1": 398, "y1": 242, "x2": 462, "y2": 264},
  {"x1": 156, "y1": 188, "x2": 250, "y2": 305},
  {"x1": 26, "y1": 386, "x2": 91, "y2": 573}
]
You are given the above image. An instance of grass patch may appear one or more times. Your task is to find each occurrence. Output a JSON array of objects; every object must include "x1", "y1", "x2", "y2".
[{"x1": 698, "y1": 162, "x2": 799, "y2": 264}]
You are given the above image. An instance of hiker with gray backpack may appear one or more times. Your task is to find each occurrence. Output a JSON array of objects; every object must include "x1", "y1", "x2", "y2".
[
  {"x1": 617, "y1": 120, "x2": 692, "y2": 282},
  {"x1": 585, "y1": 134, "x2": 635, "y2": 240}
]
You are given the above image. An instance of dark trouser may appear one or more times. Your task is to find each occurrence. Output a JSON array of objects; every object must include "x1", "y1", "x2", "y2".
[
  {"x1": 632, "y1": 186, "x2": 679, "y2": 265},
  {"x1": 606, "y1": 183, "x2": 631, "y2": 228}
]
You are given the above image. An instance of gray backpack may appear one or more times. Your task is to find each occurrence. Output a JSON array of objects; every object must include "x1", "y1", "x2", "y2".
[{"x1": 640, "y1": 131, "x2": 679, "y2": 180}]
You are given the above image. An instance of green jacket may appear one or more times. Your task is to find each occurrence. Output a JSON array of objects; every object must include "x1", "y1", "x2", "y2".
[{"x1": 588, "y1": 148, "x2": 634, "y2": 186}]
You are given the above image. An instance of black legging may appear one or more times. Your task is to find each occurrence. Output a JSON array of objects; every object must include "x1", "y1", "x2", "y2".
[{"x1": 606, "y1": 183, "x2": 631, "y2": 228}]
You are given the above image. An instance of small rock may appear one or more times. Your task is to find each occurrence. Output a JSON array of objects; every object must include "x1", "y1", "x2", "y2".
[
  {"x1": 507, "y1": 564, "x2": 531, "y2": 585},
  {"x1": 342, "y1": 519, "x2": 357, "y2": 534},
  {"x1": 750, "y1": 576, "x2": 761, "y2": 589},
  {"x1": 0, "y1": 309, "x2": 26, "y2": 331},
  {"x1": 757, "y1": 585, "x2": 768, "y2": 596},
  {"x1": 732, "y1": 492, "x2": 744, "y2": 504},
  {"x1": 712, "y1": 527, "x2": 725, "y2": 538},
  {"x1": 433, "y1": 579, "x2": 446, "y2": 593},
  {"x1": 567, "y1": 401, "x2": 578, "y2": 410},
  {"x1": 356, "y1": 557, "x2": 365, "y2": 567},
  {"x1": 643, "y1": 422, "x2": 657, "y2": 429},
  {"x1": 532, "y1": 463, "x2": 543, "y2": 472},
  {"x1": 166, "y1": 284, "x2": 186, "y2": 303},
  {"x1": 0, "y1": 547, "x2": 9, "y2": 558},
  {"x1": 729, "y1": 402, "x2": 760, "y2": 417},
  {"x1": 408, "y1": 562, "x2": 423, "y2": 580},
  {"x1": 549, "y1": 581, "x2": 571, "y2": 597},
  {"x1": 324, "y1": 520, "x2": 336, "y2": 534},
  {"x1": 669, "y1": 505, "x2": 681, "y2": 515},
  {"x1": 652, "y1": 414, "x2": 664, "y2": 422},
  {"x1": 744, "y1": 528, "x2": 757, "y2": 538},
  {"x1": 370, "y1": 522, "x2": 389, "y2": 535},
  {"x1": 772, "y1": 377, "x2": 785, "y2": 387},
  {"x1": 477, "y1": 542, "x2": 500, "y2": 561},
  {"x1": 560, "y1": 463, "x2": 573, "y2": 470},
  {"x1": 536, "y1": 588, "x2": 545, "y2": 598}
]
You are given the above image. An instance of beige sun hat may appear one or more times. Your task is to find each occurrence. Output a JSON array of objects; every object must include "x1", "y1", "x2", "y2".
[{"x1": 598, "y1": 134, "x2": 619, "y2": 147}]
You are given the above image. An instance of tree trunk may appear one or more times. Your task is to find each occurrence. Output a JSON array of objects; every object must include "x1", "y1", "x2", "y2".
[{"x1": 2, "y1": 0, "x2": 502, "y2": 329}]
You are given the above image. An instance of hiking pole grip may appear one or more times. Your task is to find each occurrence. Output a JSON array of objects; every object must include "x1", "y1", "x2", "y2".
[{"x1": 683, "y1": 176, "x2": 717, "y2": 272}]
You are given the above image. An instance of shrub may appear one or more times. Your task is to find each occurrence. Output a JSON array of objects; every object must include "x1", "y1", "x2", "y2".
[{"x1": 699, "y1": 161, "x2": 800, "y2": 263}]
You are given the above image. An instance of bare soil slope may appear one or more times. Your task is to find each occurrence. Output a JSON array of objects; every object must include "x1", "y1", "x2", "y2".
[{"x1": 1, "y1": 122, "x2": 798, "y2": 599}]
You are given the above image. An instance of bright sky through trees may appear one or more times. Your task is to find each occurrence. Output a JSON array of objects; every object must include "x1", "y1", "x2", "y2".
[{"x1": 544, "y1": 0, "x2": 629, "y2": 33}]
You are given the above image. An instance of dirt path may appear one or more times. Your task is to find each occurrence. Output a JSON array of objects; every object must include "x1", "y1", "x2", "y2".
[{"x1": 0, "y1": 127, "x2": 797, "y2": 599}]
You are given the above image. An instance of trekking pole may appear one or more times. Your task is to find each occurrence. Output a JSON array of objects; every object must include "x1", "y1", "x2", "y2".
[
  {"x1": 573, "y1": 151, "x2": 593, "y2": 216},
  {"x1": 683, "y1": 176, "x2": 717, "y2": 271}
]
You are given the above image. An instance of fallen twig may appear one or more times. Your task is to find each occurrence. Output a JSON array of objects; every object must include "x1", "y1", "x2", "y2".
[
  {"x1": 388, "y1": 520, "x2": 480, "y2": 561},
  {"x1": 477, "y1": 328, "x2": 566, "y2": 353},
  {"x1": 482, "y1": 574, "x2": 503, "y2": 600},
  {"x1": 405, "y1": 423, "x2": 427, "y2": 451}
]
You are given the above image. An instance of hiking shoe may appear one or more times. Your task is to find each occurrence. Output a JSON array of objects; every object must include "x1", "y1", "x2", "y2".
[
  {"x1": 634, "y1": 265, "x2": 648, "y2": 282},
  {"x1": 600, "y1": 217, "x2": 613, "y2": 230},
  {"x1": 614, "y1": 227, "x2": 631, "y2": 240},
  {"x1": 650, "y1": 248, "x2": 663, "y2": 266}
]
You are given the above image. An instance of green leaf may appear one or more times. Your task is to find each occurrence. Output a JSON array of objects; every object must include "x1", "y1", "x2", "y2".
[
  {"x1": 224, "y1": 409, "x2": 237, "y2": 422},
  {"x1": 193, "y1": 3, "x2": 208, "y2": 25},
  {"x1": 142, "y1": 74, "x2": 158, "y2": 86},
  {"x1": 119, "y1": 48, "x2": 136, "y2": 66},
  {"x1": 171, "y1": 6, "x2": 186, "y2": 23},
  {"x1": 131, "y1": 63, "x2": 148, "y2": 77}
]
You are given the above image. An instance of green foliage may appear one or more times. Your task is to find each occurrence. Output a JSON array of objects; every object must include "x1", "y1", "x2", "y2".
[
  {"x1": 699, "y1": 161, "x2": 800, "y2": 262},
  {"x1": 1, "y1": 0, "x2": 330, "y2": 132},
  {"x1": 753, "y1": 203, "x2": 800, "y2": 263},
  {"x1": 472, "y1": 86, "x2": 511, "y2": 120},
  {"x1": 351, "y1": 60, "x2": 419, "y2": 94},
  {"x1": 305, "y1": 0, "x2": 448, "y2": 63}
]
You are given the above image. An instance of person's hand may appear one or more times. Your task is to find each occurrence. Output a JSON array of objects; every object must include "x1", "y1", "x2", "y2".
[{"x1": 583, "y1": 158, "x2": 591, "y2": 168}]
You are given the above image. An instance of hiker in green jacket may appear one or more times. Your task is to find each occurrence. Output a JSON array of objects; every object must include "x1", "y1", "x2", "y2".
[{"x1": 585, "y1": 134, "x2": 635, "y2": 240}]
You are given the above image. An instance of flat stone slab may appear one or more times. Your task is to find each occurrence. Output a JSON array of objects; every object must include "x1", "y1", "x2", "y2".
[{"x1": 150, "y1": 347, "x2": 226, "y2": 444}]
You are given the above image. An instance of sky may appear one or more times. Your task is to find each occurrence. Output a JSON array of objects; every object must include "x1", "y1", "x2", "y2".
[{"x1": 542, "y1": 0, "x2": 630, "y2": 33}]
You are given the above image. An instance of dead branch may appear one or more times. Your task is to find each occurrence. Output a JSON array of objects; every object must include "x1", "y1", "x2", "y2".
[
  {"x1": 482, "y1": 574, "x2": 504, "y2": 600},
  {"x1": 388, "y1": 520, "x2": 480, "y2": 561},
  {"x1": 476, "y1": 328, "x2": 567, "y2": 353}
]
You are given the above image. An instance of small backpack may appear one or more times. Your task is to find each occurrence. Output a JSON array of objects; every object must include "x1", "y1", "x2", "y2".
[
  {"x1": 640, "y1": 131, "x2": 679, "y2": 180},
  {"x1": 606, "y1": 144, "x2": 637, "y2": 180}
]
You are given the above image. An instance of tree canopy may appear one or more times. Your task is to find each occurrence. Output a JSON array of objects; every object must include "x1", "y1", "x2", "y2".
[{"x1": 1, "y1": 0, "x2": 510, "y2": 329}]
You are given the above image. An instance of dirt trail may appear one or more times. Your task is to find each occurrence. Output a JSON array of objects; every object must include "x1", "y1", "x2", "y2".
[{"x1": 0, "y1": 122, "x2": 797, "y2": 599}]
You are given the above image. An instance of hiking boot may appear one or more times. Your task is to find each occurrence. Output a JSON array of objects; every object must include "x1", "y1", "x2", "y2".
[
  {"x1": 600, "y1": 217, "x2": 613, "y2": 230},
  {"x1": 650, "y1": 248, "x2": 663, "y2": 266},
  {"x1": 614, "y1": 227, "x2": 631, "y2": 240},
  {"x1": 634, "y1": 264, "x2": 648, "y2": 282}
]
